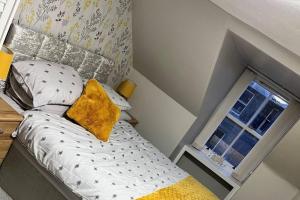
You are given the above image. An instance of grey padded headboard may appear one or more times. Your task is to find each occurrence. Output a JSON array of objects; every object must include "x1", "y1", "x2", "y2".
[{"x1": 4, "y1": 24, "x2": 114, "y2": 83}]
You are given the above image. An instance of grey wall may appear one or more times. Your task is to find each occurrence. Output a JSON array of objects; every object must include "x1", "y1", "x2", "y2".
[
  {"x1": 265, "y1": 118, "x2": 300, "y2": 188},
  {"x1": 133, "y1": 0, "x2": 300, "y2": 116},
  {"x1": 128, "y1": 69, "x2": 196, "y2": 157},
  {"x1": 132, "y1": 0, "x2": 300, "y2": 198},
  {"x1": 232, "y1": 163, "x2": 298, "y2": 200},
  {"x1": 210, "y1": 0, "x2": 300, "y2": 58},
  {"x1": 170, "y1": 32, "x2": 246, "y2": 159},
  {"x1": 293, "y1": 191, "x2": 300, "y2": 200},
  {"x1": 133, "y1": 0, "x2": 229, "y2": 115},
  {"x1": 233, "y1": 34, "x2": 300, "y2": 99}
]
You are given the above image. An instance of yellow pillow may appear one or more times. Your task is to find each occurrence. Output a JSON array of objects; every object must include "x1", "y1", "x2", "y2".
[{"x1": 67, "y1": 79, "x2": 121, "y2": 142}]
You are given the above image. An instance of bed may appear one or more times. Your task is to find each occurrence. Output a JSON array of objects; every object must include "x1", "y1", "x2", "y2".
[{"x1": 0, "y1": 24, "x2": 219, "y2": 200}]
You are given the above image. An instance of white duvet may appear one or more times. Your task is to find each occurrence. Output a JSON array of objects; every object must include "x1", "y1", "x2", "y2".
[{"x1": 17, "y1": 111, "x2": 188, "y2": 200}]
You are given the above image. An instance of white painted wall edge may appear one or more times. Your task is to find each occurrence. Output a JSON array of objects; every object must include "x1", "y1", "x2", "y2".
[{"x1": 128, "y1": 68, "x2": 196, "y2": 157}]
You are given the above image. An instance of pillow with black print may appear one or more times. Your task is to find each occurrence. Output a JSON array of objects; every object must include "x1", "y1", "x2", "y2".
[
  {"x1": 101, "y1": 83, "x2": 132, "y2": 111},
  {"x1": 82, "y1": 79, "x2": 132, "y2": 111},
  {"x1": 11, "y1": 60, "x2": 83, "y2": 107}
]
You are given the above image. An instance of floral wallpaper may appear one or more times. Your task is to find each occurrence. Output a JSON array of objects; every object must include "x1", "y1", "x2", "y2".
[{"x1": 14, "y1": 0, "x2": 133, "y2": 85}]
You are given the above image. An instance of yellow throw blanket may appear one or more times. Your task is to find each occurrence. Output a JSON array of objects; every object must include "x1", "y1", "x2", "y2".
[{"x1": 137, "y1": 176, "x2": 219, "y2": 200}]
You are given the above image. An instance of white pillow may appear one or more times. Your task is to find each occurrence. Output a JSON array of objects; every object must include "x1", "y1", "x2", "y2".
[
  {"x1": 7, "y1": 72, "x2": 33, "y2": 109},
  {"x1": 12, "y1": 60, "x2": 83, "y2": 107},
  {"x1": 101, "y1": 83, "x2": 132, "y2": 110},
  {"x1": 31, "y1": 105, "x2": 69, "y2": 116}
]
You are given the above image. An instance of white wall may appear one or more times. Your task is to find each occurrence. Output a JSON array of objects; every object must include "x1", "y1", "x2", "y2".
[
  {"x1": 128, "y1": 69, "x2": 196, "y2": 157},
  {"x1": 210, "y1": 0, "x2": 300, "y2": 58},
  {"x1": 132, "y1": 0, "x2": 300, "y2": 116},
  {"x1": 293, "y1": 191, "x2": 300, "y2": 200},
  {"x1": 128, "y1": 69, "x2": 300, "y2": 200},
  {"x1": 132, "y1": 0, "x2": 300, "y2": 198},
  {"x1": 265, "y1": 119, "x2": 300, "y2": 188},
  {"x1": 232, "y1": 163, "x2": 299, "y2": 200},
  {"x1": 172, "y1": 32, "x2": 246, "y2": 158},
  {"x1": 133, "y1": 0, "x2": 229, "y2": 115}
]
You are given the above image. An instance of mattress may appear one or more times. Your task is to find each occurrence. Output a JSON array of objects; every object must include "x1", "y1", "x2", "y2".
[{"x1": 17, "y1": 111, "x2": 188, "y2": 200}]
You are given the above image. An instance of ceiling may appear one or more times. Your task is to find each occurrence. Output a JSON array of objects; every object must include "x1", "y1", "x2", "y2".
[{"x1": 210, "y1": 0, "x2": 300, "y2": 58}]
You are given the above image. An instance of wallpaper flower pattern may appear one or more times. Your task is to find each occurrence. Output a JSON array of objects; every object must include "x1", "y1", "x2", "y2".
[{"x1": 14, "y1": 0, "x2": 133, "y2": 85}]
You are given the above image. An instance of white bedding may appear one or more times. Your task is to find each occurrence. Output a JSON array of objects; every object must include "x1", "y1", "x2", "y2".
[{"x1": 17, "y1": 111, "x2": 188, "y2": 200}]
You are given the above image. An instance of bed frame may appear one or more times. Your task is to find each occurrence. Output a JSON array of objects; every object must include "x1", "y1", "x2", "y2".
[
  {"x1": 4, "y1": 23, "x2": 115, "y2": 83},
  {"x1": 0, "y1": 23, "x2": 116, "y2": 200},
  {"x1": 0, "y1": 139, "x2": 81, "y2": 200}
]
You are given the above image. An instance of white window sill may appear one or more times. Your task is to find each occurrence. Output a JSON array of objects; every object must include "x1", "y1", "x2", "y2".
[
  {"x1": 174, "y1": 145, "x2": 241, "y2": 188},
  {"x1": 200, "y1": 147, "x2": 234, "y2": 177}
]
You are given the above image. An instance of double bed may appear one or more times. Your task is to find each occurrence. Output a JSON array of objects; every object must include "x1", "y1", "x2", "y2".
[{"x1": 0, "y1": 24, "x2": 218, "y2": 200}]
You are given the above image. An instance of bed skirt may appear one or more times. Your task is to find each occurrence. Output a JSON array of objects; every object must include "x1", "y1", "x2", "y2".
[{"x1": 0, "y1": 139, "x2": 81, "y2": 200}]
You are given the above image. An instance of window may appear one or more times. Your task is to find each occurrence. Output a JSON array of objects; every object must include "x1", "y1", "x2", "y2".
[
  {"x1": 192, "y1": 69, "x2": 300, "y2": 182},
  {"x1": 205, "y1": 81, "x2": 288, "y2": 168}
]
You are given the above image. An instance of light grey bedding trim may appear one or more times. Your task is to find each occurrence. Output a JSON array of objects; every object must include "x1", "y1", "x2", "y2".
[{"x1": 0, "y1": 139, "x2": 81, "y2": 200}]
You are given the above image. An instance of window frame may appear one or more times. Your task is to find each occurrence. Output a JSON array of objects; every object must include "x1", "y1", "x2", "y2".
[
  {"x1": 230, "y1": 88, "x2": 255, "y2": 116},
  {"x1": 193, "y1": 69, "x2": 300, "y2": 183}
]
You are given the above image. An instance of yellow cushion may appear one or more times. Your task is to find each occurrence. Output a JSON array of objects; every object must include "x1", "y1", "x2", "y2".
[
  {"x1": 137, "y1": 176, "x2": 219, "y2": 200},
  {"x1": 67, "y1": 79, "x2": 120, "y2": 142}
]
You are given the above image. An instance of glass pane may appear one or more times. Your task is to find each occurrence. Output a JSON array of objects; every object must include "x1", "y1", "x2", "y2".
[
  {"x1": 240, "y1": 90, "x2": 254, "y2": 104},
  {"x1": 230, "y1": 81, "x2": 270, "y2": 124},
  {"x1": 224, "y1": 131, "x2": 258, "y2": 168},
  {"x1": 232, "y1": 102, "x2": 246, "y2": 115},
  {"x1": 206, "y1": 117, "x2": 242, "y2": 156},
  {"x1": 250, "y1": 95, "x2": 288, "y2": 135}
]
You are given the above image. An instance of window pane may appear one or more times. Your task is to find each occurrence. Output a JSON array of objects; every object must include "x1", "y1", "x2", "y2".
[
  {"x1": 206, "y1": 117, "x2": 242, "y2": 156},
  {"x1": 230, "y1": 81, "x2": 269, "y2": 124},
  {"x1": 250, "y1": 95, "x2": 288, "y2": 135},
  {"x1": 240, "y1": 90, "x2": 254, "y2": 104},
  {"x1": 232, "y1": 102, "x2": 246, "y2": 115},
  {"x1": 224, "y1": 131, "x2": 258, "y2": 168}
]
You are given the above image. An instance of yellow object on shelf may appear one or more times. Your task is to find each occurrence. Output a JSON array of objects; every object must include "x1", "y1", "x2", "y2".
[
  {"x1": 117, "y1": 79, "x2": 137, "y2": 99},
  {"x1": 0, "y1": 46, "x2": 14, "y2": 81}
]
